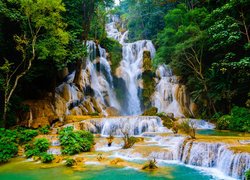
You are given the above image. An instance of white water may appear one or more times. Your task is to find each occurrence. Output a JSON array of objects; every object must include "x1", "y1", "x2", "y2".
[
  {"x1": 107, "y1": 18, "x2": 157, "y2": 115},
  {"x1": 117, "y1": 40, "x2": 156, "y2": 115},
  {"x1": 152, "y1": 65, "x2": 184, "y2": 117},
  {"x1": 56, "y1": 41, "x2": 121, "y2": 115},
  {"x1": 70, "y1": 116, "x2": 170, "y2": 136}
]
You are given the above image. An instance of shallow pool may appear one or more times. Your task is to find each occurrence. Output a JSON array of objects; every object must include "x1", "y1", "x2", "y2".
[{"x1": 0, "y1": 158, "x2": 217, "y2": 180}]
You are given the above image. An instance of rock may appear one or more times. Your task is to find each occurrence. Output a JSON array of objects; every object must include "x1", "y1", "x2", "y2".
[
  {"x1": 33, "y1": 156, "x2": 41, "y2": 162},
  {"x1": 32, "y1": 117, "x2": 50, "y2": 129},
  {"x1": 106, "y1": 107, "x2": 120, "y2": 116},
  {"x1": 79, "y1": 105, "x2": 88, "y2": 115},
  {"x1": 91, "y1": 98, "x2": 103, "y2": 113},
  {"x1": 166, "y1": 113, "x2": 174, "y2": 120},
  {"x1": 61, "y1": 83, "x2": 71, "y2": 102},
  {"x1": 110, "y1": 158, "x2": 124, "y2": 165},
  {"x1": 83, "y1": 99, "x2": 96, "y2": 114},
  {"x1": 53, "y1": 121, "x2": 64, "y2": 128},
  {"x1": 70, "y1": 107, "x2": 83, "y2": 116},
  {"x1": 54, "y1": 94, "x2": 67, "y2": 117},
  {"x1": 58, "y1": 67, "x2": 69, "y2": 81},
  {"x1": 18, "y1": 94, "x2": 66, "y2": 128},
  {"x1": 18, "y1": 146, "x2": 24, "y2": 156},
  {"x1": 52, "y1": 155, "x2": 63, "y2": 163},
  {"x1": 75, "y1": 157, "x2": 84, "y2": 163}
]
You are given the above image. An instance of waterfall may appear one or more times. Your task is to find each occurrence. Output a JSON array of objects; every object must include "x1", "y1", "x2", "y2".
[
  {"x1": 152, "y1": 65, "x2": 195, "y2": 117},
  {"x1": 107, "y1": 18, "x2": 156, "y2": 115},
  {"x1": 116, "y1": 40, "x2": 156, "y2": 115},
  {"x1": 56, "y1": 41, "x2": 121, "y2": 115}
]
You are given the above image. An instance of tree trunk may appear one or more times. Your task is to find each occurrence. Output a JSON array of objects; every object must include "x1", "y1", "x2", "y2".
[
  {"x1": 73, "y1": 57, "x2": 85, "y2": 91},
  {"x1": 2, "y1": 100, "x2": 8, "y2": 128}
]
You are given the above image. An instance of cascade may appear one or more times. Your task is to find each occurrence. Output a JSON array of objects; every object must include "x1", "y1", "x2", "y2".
[
  {"x1": 56, "y1": 41, "x2": 121, "y2": 115},
  {"x1": 69, "y1": 116, "x2": 170, "y2": 136},
  {"x1": 106, "y1": 19, "x2": 193, "y2": 117},
  {"x1": 116, "y1": 40, "x2": 156, "y2": 115}
]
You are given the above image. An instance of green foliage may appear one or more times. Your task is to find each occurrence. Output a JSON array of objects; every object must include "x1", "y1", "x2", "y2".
[
  {"x1": 216, "y1": 115, "x2": 231, "y2": 130},
  {"x1": 59, "y1": 126, "x2": 94, "y2": 155},
  {"x1": 25, "y1": 138, "x2": 50, "y2": 159},
  {"x1": 33, "y1": 138, "x2": 50, "y2": 152},
  {"x1": 179, "y1": 120, "x2": 196, "y2": 139},
  {"x1": 229, "y1": 106, "x2": 250, "y2": 132},
  {"x1": 0, "y1": 128, "x2": 18, "y2": 163},
  {"x1": 245, "y1": 169, "x2": 250, "y2": 180},
  {"x1": 116, "y1": 0, "x2": 176, "y2": 41},
  {"x1": 40, "y1": 153, "x2": 54, "y2": 163},
  {"x1": 65, "y1": 158, "x2": 76, "y2": 167},
  {"x1": 17, "y1": 128, "x2": 38, "y2": 144},
  {"x1": 156, "y1": 113, "x2": 174, "y2": 129},
  {"x1": 121, "y1": 130, "x2": 136, "y2": 149},
  {"x1": 216, "y1": 106, "x2": 250, "y2": 132},
  {"x1": 39, "y1": 125, "x2": 50, "y2": 135},
  {"x1": 100, "y1": 37, "x2": 122, "y2": 73}
]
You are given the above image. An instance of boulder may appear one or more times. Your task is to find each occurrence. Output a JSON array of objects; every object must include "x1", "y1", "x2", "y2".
[{"x1": 106, "y1": 107, "x2": 120, "y2": 116}]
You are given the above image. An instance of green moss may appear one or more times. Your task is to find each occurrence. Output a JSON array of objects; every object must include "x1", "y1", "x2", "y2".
[
  {"x1": 156, "y1": 113, "x2": 173, "y2": 129},
  {"x1": 142, "y1": 107, "x2": 158, "y2": 116},
  {"x1": 141, "y1": 51, "x2": 155, "y2": 109}
]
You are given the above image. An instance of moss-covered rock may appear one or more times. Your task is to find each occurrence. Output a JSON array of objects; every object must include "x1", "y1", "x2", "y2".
[
  {"x1": 156, "y1": 113, "x2": 174, "y2": 129},
  {"x1": 141, "y1": 51, "x2": 155, "y2": 109},
  {"x1": 142, "y1": 107, "x2": 158, "y2": 116}
]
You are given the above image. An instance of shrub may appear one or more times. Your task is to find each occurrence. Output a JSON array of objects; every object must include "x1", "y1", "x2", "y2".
[
  {"x1": 156, "y1": 113, "x2": 173, "y2": 129},
  {"x1": 245, "y1": 170, "x2": 250, "y2": 180},
  {"x1": 39, "y1": 125, "x2": 50, "y2": 134},
  {"x1": 65, "y1": 158, "x2": 76, "y2": 167},
  {"x1": 40, "y1": 153, "x2": 54, "y2": 163},
  {"x1": 34, "y1": 138, "x2": 50, "y2": 152},
  {"x1": 216, "y1": 106, "x2": 250, "y2": 132},
  {"x1": 229, "y1": 106, "x2": 250, "y2": 132},
  {"x1": 142, "y1": 159, "x2": 158, "y2": 170},
  {"x1": 216, "y1": 115, "x2": 231, "y2": 130},
  {"x1": 17, "y1": 128, "x2": 38, "y2": 144},
  {"x1": 25, "y1": 138, "x2": 50, "y2": 159},
  {"x1": 121, "y1": 129, "x2": 136, "y2": 149},
  {"x1": 179, "y1": 120, "x2": 196, "y2": 139},
  {"x1": 59, "y1": 126, "x2": 94, "y2": 155},
  {"x1": 25, "y1": 149, "x2": 40, "y2": 158},
  {"x1": 0, "y1": 128, "x2": 18, "y2": 163}
]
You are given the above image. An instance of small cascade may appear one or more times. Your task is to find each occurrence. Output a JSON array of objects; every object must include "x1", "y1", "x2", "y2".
[
  {"x1": 177, "y1": 118, "x2": 215, "y2": 129},
  {"x1": 68, "y1": 116, "x2": 170, "y2": 136},
  {"x1": 152, "y1": 65, "x2": 195, "y2": 117},
  {"x1": 217, "y1": 146, "x2": 250, "y2": 179}
]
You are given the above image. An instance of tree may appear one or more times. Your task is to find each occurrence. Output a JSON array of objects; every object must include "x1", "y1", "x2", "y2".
[
  {"x1": 0, "y1": 0, "x2": 68, "y2": 127},
  {"x1": 69, "y1": 0, "x2": 114, "y2": 90}
]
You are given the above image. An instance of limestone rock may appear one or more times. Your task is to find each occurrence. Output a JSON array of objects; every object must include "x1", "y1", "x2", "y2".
[
  {"x1": 110, "y1": 158, "x2": 124, "y2": 165},
  {"x1": 106, "y1": 107, "x2": 120, "y2": 116}
]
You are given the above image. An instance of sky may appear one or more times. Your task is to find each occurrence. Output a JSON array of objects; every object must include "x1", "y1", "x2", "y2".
[{"x1": 115, "y1": 0, "x2": 120, "y2": 5}]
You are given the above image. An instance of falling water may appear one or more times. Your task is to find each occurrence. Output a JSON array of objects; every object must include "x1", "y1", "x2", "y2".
[
  {"x1": 116, "y1": 40, "x2": 156, "y2": 115},
  {"x1": 107, "y1": 18, "x2": 156, "y2": 115},
  {"x1": 56, "y1": 41, "x2": 121, "y2": 115},
  {"x1": 152, "y1": 65, "x2": 184, "y2": 117}
]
